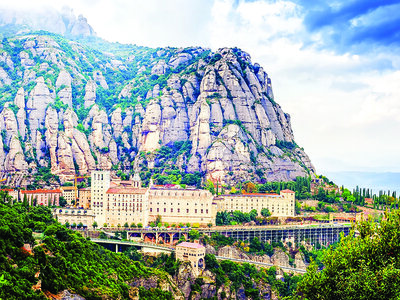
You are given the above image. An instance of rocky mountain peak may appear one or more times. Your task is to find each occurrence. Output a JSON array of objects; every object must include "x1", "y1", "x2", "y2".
[{"x1": 0, "y1": 30, "x2": 315, "y2": 187}]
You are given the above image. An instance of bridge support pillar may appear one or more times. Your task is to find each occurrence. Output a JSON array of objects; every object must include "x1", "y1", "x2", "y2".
[
  {"x1": 115, "y1": 244, "x2": 118, "y2": 253},
  {"x1": 156, "y1": 232, "x2": 159, "y2": 244}
]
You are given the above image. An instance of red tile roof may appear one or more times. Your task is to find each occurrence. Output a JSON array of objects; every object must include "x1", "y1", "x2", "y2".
[
  {"x1": 221, "y1": 193, "x2": 279, "y2": 197},
  {"x1": 242, "y1": 192, "x2": 279, "y2": 196},
  {"x1": 21, "y1": 189, "x2": 62, "y2": 194},
  {"x1": 177, "y1": 242, "x2": 204, "y2": 249},
  {"x1": 61, "y1": 186, "x2": 76, "y2": 190},
  {"x1": 280, "y1": 189, "x2": 295, "y2": 193}
]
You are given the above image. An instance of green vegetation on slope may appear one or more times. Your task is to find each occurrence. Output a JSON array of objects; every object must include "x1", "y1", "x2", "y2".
[{"x1": 0, "y1": 200, "x2": 174, "y2": 299}]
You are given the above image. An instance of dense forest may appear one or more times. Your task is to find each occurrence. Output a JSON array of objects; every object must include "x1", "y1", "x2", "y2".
[{"x1": 0, "y1": 198, "x2": 175, "y2": 299}]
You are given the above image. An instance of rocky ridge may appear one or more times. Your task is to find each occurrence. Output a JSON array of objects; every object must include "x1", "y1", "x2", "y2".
[{"x1": 0, "y1": 31, "x2": 315, "y2": 186}]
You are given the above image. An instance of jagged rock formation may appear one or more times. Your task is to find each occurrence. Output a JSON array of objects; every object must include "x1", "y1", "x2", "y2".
[{"x1": 0, "y1": 29, "x2": 315, "y2": 185}]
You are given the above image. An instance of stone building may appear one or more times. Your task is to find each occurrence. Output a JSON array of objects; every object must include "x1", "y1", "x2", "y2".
[
  {"x1": 175, "y1": 241, "x2": 205, "y2": 276},
  {"x1": 78, "y1": 187, "x2": 91, "y2": 208},
  {"x1": 60, "y1": 186, "x2": 77, "y2": 205},
  {"x1": 53, "y1": 207, "x2": 95, "y2": 228},
  {"x1": 148, "y1": 183, "x2": 215, "y2": 225},
  {"x1": 90, "y1": 171, "x2": 296, "y2": 228},
  {"x1": 214, "y1": 189, "x2": 296, "y2": 217},
  {"x1": 105, "y1": 185, "x2": 149, "y2": 227},
  {"x1": 21, "y1": 189, "x2": 62, "y2": 206},
  {"x1": 92, "y1": 171, "x2": 149, "y2": 227},
  {"x1": 91, "y1": 171, "x2": 111, "y2": 226}
]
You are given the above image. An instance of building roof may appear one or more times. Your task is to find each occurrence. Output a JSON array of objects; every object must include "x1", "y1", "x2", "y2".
[
  {"x1": 0, "y1": 189, "x2": 14, "y2": 192},
  {"x1": 61, "y1": 186, "x2": 76, "y2": 191},
  {"x1": 79, "y1": 187, "x2": 91, "y2": 191},
  {"x1": 21, "y1": 189, "x2": 62, "y2": 194},
  {"x1": 221, "y1": 193, "x2": 280, "y2": 197},
  {"x1": 106, "y1": 187, "x2": 147, "y2": 194},
  {"x1": 280, "y1": 189, "x2": 295, "y2": 193},
  {"x1": 177, "y1": 242, "x2": 204, "y2": 249}
]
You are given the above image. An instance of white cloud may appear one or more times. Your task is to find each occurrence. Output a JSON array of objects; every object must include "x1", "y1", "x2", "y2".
[{"x1": 205, "y1": 0, "x2": 400, "y2": 173}]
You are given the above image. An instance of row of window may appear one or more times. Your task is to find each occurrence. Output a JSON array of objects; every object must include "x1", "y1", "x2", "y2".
[
  {"x1": 181, "y1": 252, "x2": 203, "y2": 257},
  {"x1": 152, "y1": 191, "x2": 207, "y2": 197},
  {"x1": 151, "y1": 202, "x2": 208, "y2": 207},
  {"x1": 150, "y1": 208, "x2": 209, "y2": 214}
]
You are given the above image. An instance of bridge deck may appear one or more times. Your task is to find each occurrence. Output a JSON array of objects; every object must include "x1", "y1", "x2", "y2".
[{"x1": 127, "y1": 224, "x2": 352, "y2": 246}]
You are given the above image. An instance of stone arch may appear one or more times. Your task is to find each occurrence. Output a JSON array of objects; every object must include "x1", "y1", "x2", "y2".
[
  {"x1": 172, "y1": 233, "x2": 181, "y2": 245},
  {"x1": 158, "y1": 232, "x2": 171, "y2": 244},
  {"x1": 143, "y1": 232, "x2": 156, "y2": 243}
]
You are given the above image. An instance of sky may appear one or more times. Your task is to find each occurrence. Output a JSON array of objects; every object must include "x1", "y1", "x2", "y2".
[{"x1": 2, "y1": 0, "x2": 400, "y2": 174}]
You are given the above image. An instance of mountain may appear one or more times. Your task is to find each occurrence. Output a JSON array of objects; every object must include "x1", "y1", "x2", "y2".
[
  {"x1": 0, "y1": 15, "x2": 315, "y2": 187},
  {"x1": 0, "y1": 6, "x2": 96, "y2": 38}
]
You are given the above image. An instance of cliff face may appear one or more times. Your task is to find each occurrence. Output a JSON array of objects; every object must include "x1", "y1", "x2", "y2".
[{"x1": 0, "y1": 32, "x2": 315, "y2": 185}]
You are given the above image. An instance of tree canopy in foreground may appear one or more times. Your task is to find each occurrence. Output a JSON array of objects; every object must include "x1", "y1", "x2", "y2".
[{"x1": 297, "y1": 210, "x2": 400, "y2": 299}]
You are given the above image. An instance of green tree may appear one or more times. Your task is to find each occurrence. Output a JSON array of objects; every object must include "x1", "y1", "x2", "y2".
[
  {"x1": 59, "y1": 196, "x2": 67, "y2": 207},
  {"x1": 261, "y1": 208, "x2": 271, "y2": 217},
  {"x1": 188, "y1": 229, "x2": 200, "y2": 240},
  {"x1": 123, "y1": 222, "x2": 129, "y2": 228},
  {"x1": 92, "y1": 221, "x2": 98, "y2": 229},
  {"x1": 249, "y1": 209, "x2": 258, "y2": 221},
  {"x1": 297, "y1": 210, "x2": 400, "y2": 299}
]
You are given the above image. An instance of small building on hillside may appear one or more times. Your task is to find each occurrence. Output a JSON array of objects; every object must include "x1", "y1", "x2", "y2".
[
  {"x1": 175, "y1": 241, "x2": 205, "y2": 276},
  {"x1": 21, "y1": 189, "x2": 62, "y2": 206}
]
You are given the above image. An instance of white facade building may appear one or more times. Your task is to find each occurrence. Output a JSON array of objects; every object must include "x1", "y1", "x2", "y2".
[
  {"x1": 215, "y1": 189, "x2": 296, "y2": 217},
  {"x1": 90, "y1": 171, "x2": 296, "y2": 227},
  {"x1": 91, "y1": 171, "x2": 110, "y2": 226}
]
